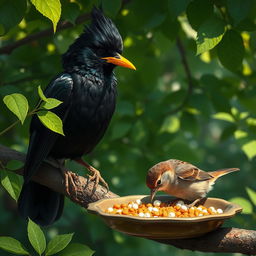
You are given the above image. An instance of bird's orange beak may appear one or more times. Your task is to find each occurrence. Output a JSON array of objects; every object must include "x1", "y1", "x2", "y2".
[
  {"x1": 101, "y1": 54, "x2": 136, "y2": 70},
  {"x1": 150, "y1": 188, "x2": 158, "y2": 202}
]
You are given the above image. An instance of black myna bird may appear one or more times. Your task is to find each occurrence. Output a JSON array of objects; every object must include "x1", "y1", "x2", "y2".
[{"x1": 18, "y1": 8, "x2": 136, "y2": 226}]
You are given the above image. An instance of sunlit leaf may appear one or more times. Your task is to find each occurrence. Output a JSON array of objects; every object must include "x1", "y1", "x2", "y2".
[
  {"x1": 246, "y1": 187, "x2": 256, "y2": 206},
  {"x1": 196, "y1": 16, "x2": 225, "y2": 55},
  {"x1": 30, "y1": 0, "x2": 61, "y2": 32},
  {"x1": 38, "y1": 85, "x2": 48, "y2": 102},
  {"x1": 3, "y1": 93, "x2": 29, "y2": 124},
  {"x1": 59, "y1": 243, "x2": 94, "y2": 256},
  {"x1": 0, "y1": 169, "x2": 22, "y2": 201},
  {"x1": 28, "y1": 219, "x2": 46, "y2": 255},
  {"x1": 0, "y1": 237, "x2": 29, "y2": 255},
  {"x1": 37, "y1": 111, "x2": 64, "y2": 136},
  {"x1": 45, "y1": 233, "x2": 74, "y2": 256},
  {"x1": 229, "y1": 197, "x2": 253, "y2": 214},
  {"x1": 42, "y1": 98, "x2": 63, "y2": 110},
  {"x1": 241, "y1": 140, "x2": 256, "y2": 160},
  {"x1": 212, "y1": 113, "x2": 235, "y2": 123}
]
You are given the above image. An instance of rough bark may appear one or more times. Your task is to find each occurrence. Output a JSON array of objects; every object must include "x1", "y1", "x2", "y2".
[{"x1": 0, "y1": 144, "x2": 255, "y2": 255}]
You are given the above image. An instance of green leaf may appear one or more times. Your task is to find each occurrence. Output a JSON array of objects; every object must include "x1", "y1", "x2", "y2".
[
  {"x1": 6, "y1": 160, "x2": 24, "y2": 171},
  {"x1": 168, "y1": 0, "x2": 191, "y2": 19},
  {"x1": 0, "y1": 237, "x2": 29, "y2": 255},
  {"x1": 42, "y1": 98, "x2": 63, "y2": 110},
  {"x1": 111, "y1": 122, "x2": 131, "y2": 140},
  {"x1": 217, "y1": 30, "x2": 245, "y2": 71},
  {"x1": 62, "y1": 2, "x2": 80, "y2": 24},
  {"x1": 27, "y1": 219, "x2": 46, "y2": 255},
  {"x1": 45, "y1": 233, "x2": 74, "y2": 256},
  {"x1": 0, "y1": 0, "x2": 27, "y2": 35},
  {"x1": 241, "y1": 140, "x2": 256, "y2": 160},
  {"x1": 0, "y1": 169, "x2": 22, "y2": 201},
  {"x1": 59, "y1": 243, "x2": 94, "y2": 256},
  {"x1": 37, "y1": 111, "x2": 64, "y2": 136},
  {"x1": 30, "y1": 0, "x2": 61, "y2": 33},
  {"x1": 186, "y1": 0, "x2": 213, "y2": 30},
  {"x1": 38, "y1": 85, "x2": 48, "y2": 102},
  {"x1": 102, "y1": 0, "x2": 122, "y2": 17},
  {"x1": 213, "y1": 112, "x2": 235, "y2": 123},
  {"x1": 196, "y1": 16, "x2": 225, "y2": 55},
  {"x1": 3, "y1": 93, "x2": 29, "y2": 124},
  {"x1": 227, "y1": 0, "x2": 253, "y2": 25},
  {"x1": 160, "y1": 116, "x2": 180, "y2": 134},
  {"x1": 246, "y1": 187, "x2": 256, "y2": 206},
  {"x1": 229, "y1": 197, "x2": 253, "y2": 214}
]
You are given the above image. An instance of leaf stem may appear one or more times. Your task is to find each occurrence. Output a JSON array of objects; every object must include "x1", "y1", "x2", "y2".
[
  {"x1": 0, "y1": 107, "x2": 41, "y2": 137},
  {"x1": 0, "y1": 119, "x2": 21, "y2": 136}
]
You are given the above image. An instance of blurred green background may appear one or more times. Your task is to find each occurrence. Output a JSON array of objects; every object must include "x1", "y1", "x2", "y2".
[{"x1": 0, "y1": 0, "x2": 256, "y2": 255}]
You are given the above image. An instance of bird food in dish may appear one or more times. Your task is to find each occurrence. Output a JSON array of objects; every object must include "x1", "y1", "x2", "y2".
[{"x1": 105, "y1": 199, "x2": 224, "y2": 218}]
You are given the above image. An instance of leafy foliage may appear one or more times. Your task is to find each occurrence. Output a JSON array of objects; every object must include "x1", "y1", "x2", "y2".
[
  {"x1": 0, "y1": 0, "x2": 256, "y2": 255},
  {"x1": 0, "y1": 220, "x2": 89, "y2": 256}
]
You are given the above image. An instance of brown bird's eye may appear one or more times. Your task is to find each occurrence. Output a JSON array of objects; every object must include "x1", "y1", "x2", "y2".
[{"x1": 157, "y1": 180, "x2": 161, "y2": 185}]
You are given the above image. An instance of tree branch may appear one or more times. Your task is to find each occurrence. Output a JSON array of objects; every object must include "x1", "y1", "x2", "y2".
[
  {"x1": 0, "y1": 143, "x2": 255, "y2": 255},
  {"x1": 167, "y1": 37, "x2": 194, "y2": 115},
  {"x1": 0, "y1": 13, "x2": 90, "y2": 55}
]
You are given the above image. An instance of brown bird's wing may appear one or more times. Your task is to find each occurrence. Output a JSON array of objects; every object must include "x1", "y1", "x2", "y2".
[
  {"x1": 171, "y1": 160, "x2": 214, "y2": 181},
  {"x1": 209, "y1": 168, "x2": 239, "y2": 179}
]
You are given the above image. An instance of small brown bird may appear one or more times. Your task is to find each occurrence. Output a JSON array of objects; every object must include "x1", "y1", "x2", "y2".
[{"x1": 146, "y1": 159, "x2": 239, "y2": 204}]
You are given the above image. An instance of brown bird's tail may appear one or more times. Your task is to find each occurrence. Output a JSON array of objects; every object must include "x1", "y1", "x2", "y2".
[{"x1": 209, "y1": 168, "x2": 239, "y2": 181}]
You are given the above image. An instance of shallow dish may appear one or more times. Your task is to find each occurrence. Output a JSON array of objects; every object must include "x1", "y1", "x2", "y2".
[{"x1": 87, "y1": 195, "x2": 242, "y2": 239}]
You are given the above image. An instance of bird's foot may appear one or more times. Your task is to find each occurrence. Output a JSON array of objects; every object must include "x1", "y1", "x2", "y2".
[
  {"x1": 88, "y1": 166, "x2": 109, "y2": 192},
  {"x1": 75, "y1": 158, "x2": 109, "y2": 194},
  {"x1": 64, "y1": 171, "x2": 79, "y2": 201},
  {"x1": 187, "y1": 198, "x2": 206, "y2": 207}
]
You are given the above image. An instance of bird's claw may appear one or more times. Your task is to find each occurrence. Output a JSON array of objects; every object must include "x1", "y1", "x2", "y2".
[{"x1": 88, "y1": 167, "x2": 109, "y2": 193}]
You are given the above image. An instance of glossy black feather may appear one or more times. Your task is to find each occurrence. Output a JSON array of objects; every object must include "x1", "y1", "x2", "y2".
[{"x1": 18, "y1": 8, "x2": 122, "y2": 226}]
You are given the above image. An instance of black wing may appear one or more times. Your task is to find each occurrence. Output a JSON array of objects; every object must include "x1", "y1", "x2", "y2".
[{"x1": 23, "y1": 73, "x2": 73, "y2": 183}]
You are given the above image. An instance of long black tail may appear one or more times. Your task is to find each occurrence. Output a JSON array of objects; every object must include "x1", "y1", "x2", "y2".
[{"x1": 18, "y1": 181, "x2": 64, "y2": 226}]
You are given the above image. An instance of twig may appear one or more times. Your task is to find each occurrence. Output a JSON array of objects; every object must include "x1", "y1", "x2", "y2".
[
  {"x1": 0, "y1": 143, "x2": 255, "y2": 254},
  {"x1": 167, "y1": 37, "x2": 194, "y2": 115},
  {"x1": 0, "y1": 13, "x2": 90, "y2": 55}
]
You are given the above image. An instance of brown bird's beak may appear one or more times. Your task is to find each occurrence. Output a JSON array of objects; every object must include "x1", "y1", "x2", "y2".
[
  {"x1": 101, "y1": 54, "x2": 136, "y2": 70},
  {"x1": 150, "y1": 188, "x2": 158, "y2": 202}
]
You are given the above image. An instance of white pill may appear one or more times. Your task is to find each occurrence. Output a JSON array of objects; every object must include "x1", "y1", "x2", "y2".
[
  {"x1": 181, "y1": 205, "x2": 188, "y2": 211},
  {"x1": 132, "y1": 203, "x2": 138, "y2": 209},
  {"x1": 136, "y1": 199, "x2": 142, "y2": 205},
  {"x1": 128, "y1": 204, "x2": 132, "y2": 208},
  {"x1": 144, "y1": 212, "x2": 151, "y2": 217},
  {"x1": 107, "y1": 207, "x2": 113, "y2": 212},
  {"x1": 190, "y1": 207, "x2": 195, "y2": 210},
  {"x1": 209, "y1": 206, "x2": 215, "y2": 211},
  {"x1": 176, "y1": 203, "x2": 182, "y2": 208},
  {"x1": 153, "y1": 200, "x2": 161, "y2": 207},
  {"x1": 169, "y1": 212, "x2": 176, "y2": 217},
  {"x1": 152, "y1": 207, "x2": 159, "y2": 212},
  {"x1": 197, "y1": 207, "x2": 203, "y2": 211},
  {"x1": 176, "y1": 200, "x2": 184, "y2": 205},
  {"x1": 217, "y1": 208, "x2": 223, "y2": 214},
  {"x1": 202, "y1": 209, "x2": 208, "y2": 213},
  {"x1": 199, "y1": 213, "x2": 203, "y2": 216},
  {"x1": 148, "y1": 206, "x2": 153, "y2": 212},
  {"x1": 116, "y1": 209, "x2": 122, "y2": 213},
  {"x1": 138, "y1": 212, "x2": 145, "y2": 217}
]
